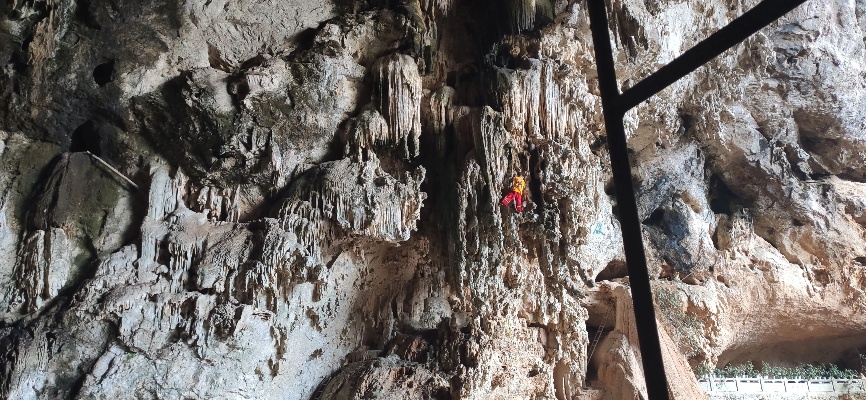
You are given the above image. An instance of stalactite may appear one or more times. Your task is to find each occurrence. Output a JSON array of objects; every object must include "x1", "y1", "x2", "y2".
[
  {"x1": 425, "y1": 86, "x2": 455, "y2": 157},
  {"x1": 274, "y1": 158, "x2": 425, "y2": 246},
  {"x1": 343, "y1": 108, "x2": 389, "y2": 160},
  {"x1": 187, "y1": 186, "x2": 242, "y2": 222},
  {"x1": 372, "y1": 54, "x2": 422, "y2": 159},
  {"x1": 420, "y1": 0, "x2": 454, "y2": 16},
  {"x1": 147, "y1": 164, "x2": 180, "y2": 221},
  {"x1": 473, "y1": 107, "x2": 512, "y2": 190},
  {"x1": 506, "y1": 0, "x2": 537, "y2": 34},
  {"x1": 500, "y1": 61, "x2": 578, "y2": 141}
]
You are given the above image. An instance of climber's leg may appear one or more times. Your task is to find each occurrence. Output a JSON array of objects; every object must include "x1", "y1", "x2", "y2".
[{"x1": 501, "y1": 192, "x2": 516, "y2": 206}]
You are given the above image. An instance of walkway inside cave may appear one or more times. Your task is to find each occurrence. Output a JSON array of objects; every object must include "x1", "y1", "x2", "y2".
[{"x1": 699, "y1": 376, "x2": 865, "y2": 396}]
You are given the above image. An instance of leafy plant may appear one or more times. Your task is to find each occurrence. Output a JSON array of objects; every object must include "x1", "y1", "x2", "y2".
[
  {"x1": 653, "y1": 286, "x2": 703, "y2": 356},
  {"x1": 694, "y1": 362, "x2": 859, "y2": 379}
]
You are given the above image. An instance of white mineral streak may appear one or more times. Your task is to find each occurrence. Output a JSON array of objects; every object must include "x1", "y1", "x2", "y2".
[
  {"x1": 0, "y1": 199, "x2": 14, "y2": 290},
  {"x1": 12, "y1": 229, "x2": 71, "y2": 313},
  {"x1": 508, "y1": 0, "x2": 539, "y2": 33},
  {"x1": 373, "y1": 53, "x2": 423, "y2": 158}
]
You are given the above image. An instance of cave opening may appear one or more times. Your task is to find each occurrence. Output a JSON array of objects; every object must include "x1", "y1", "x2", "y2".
[
  {"x1": 10, "y1": 36, "x2": 32, "y2": 74},
  {"x1": 431, "y1": 388, "x2": 452, "y2": 400},
  {"x1": 642, "y1": 208, "x2": 665, "y2": 226},
  {"x1": 595, "y1": 260, "x2": 628, "y2": 282},
  {"x1": 708, "y1": 174, "x2": 742, "y2": 216},
  {"x1": 584, "y1": 323, "x2": 614, "y2": 386},
  {"x1": 582, "y1": 294, "x2": 618, "y2": 389},
  {"x1": 70, "y1": 120, "x2": 101, "y2": 156},
  {"x1": 93, "y1": 60, "x2": 115, "y2": 86},
  {"x1": 714, "y1": 338, "x2": 866, "y2": 379}
]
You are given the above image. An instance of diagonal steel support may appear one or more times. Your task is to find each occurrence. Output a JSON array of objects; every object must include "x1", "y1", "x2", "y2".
[
  {"x1": 617, "y1": 0, "x2": 808, "y2": 112},
  {"x1": 586, "y1": 0, "x2": 808, "y2": 398}
]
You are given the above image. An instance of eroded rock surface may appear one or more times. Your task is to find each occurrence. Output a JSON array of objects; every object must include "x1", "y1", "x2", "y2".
[{"x1": 2, "y1": 0, "x2": 866, "y2": 399}]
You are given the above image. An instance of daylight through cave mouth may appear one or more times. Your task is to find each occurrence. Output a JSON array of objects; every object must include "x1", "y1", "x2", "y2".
[{"x1": 716, "y1": 334, "x2": 866, "y2": 375}]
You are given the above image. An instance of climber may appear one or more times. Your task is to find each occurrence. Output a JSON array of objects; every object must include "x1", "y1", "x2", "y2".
[{"x1": 501, "y1": 175, "x2": 526, "y2": 212}]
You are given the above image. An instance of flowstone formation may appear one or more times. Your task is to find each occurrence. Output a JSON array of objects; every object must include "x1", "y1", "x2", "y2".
[{"x1": 2, "y1": 0, "x2": 866, "y2": 399}]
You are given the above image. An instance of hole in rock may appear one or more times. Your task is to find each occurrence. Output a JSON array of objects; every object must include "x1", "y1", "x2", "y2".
[
  {"x1": 854, "y1": 257, "x2": 866, "y2": 266},
  {"x1": 293, "y1": 27, "x2": 318, "y2": 53},
  {"x1": 9, "y1": 36, "x2": 33, "y2": 73},
  {"x1": 229, "y1": 78, "x2": 250, "y2": 103},
  {"x1": 76, "y1": 0, "x2": 102, "y2": 30},
  {"x1": 679, "y1": 113, "x2": 695, "y2": 133},
  {"x1": 596, "y1": 260, "x2": 628, "y2": 282},
  {"x1": 590, "y1": 135, "x2": 607, "y2": 154},
  {"x1": 432, "y1": 388, "x2": 452, "y2": 400},
  {"x1": 604, "y1": 179, "x2": 615, "y2": 198},
  {"x1": 642, "y1": 208, "x2": 665, "y2": 226},
  {"x1": 21, "y1": 35, "x2": 33, "y2": 52},
  {"x1": 446, "y1": 70, "x2": 457, "y2": 87},
  {"x1": 812, "y1": 268, "x2": 831, "y2": 286},
  {"x1": 156, "y1": 239, "x2": 170, "y2": 266},
  {"x1": 70, "y1": 121, "x2": 101, "y2": 155},
  {"x1": 711, "y1": 225, "x2": 721, "y2": 250},
  {"x1": 93, "y1": 60, "x2": 114, "y2": 86},
  {"x1": 708, "y1": 174, "x2": 741, "y2": 216},
  {"x1": 10, "y1": 52, "x2": 28, "y2": 74}
]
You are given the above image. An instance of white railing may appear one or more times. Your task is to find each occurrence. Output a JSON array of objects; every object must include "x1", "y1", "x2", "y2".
[{"x1": 698, "y1": 377, "x2": 866, "y2": 393}]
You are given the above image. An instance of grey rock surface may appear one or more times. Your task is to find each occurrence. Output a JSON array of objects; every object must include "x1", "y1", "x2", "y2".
[{"x1": 2, "y1": 0, "x2": 866, "y2": 399}]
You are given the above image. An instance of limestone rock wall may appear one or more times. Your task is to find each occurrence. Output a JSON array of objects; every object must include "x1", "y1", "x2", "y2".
[{"x1": 2, "y1": 0, "x2": 866, "y2": 399}]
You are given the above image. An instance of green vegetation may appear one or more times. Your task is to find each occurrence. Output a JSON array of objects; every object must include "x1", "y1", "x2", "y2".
[
  {"x1": 653, "y1": 286, "x2": 703, "y2": 357},
  {"x1": 694, "y1": 362, "x2": 860, "y2": 379}
]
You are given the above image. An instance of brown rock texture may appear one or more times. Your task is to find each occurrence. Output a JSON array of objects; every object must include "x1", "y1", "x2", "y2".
[{"x1": 1, "y1": 0, "x2": 865, "y2": 399}]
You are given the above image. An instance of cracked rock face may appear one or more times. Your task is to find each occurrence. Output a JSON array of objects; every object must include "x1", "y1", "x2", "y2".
[{"x1": 2, "y1": 0, "x2": 866, "y2": 399}]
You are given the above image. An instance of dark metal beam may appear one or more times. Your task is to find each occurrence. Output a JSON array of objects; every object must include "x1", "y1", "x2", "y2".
[
  {"x1": 586, "y1": 1, "x2": 670, "y2": 399},
  {"x1": 586, "y1": 0, "x2": 808, "y2": 399},
  {"x1": 617, "y1": 0, "x2": 808, "y2": 112}
]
